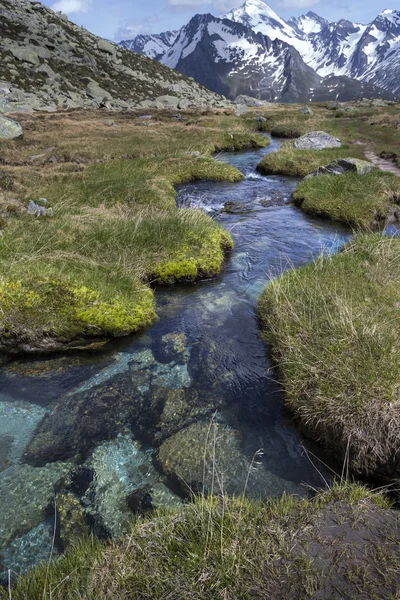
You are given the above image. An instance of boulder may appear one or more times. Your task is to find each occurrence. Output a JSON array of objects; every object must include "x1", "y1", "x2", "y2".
[
  {"x1": 235, "y1": 104, "x2": 249, "y2": 116},
  {"x1": 0, "y1": 115, "x2": 22, "y2": 140},
  {"x1": 9, "y1": 47, "x2": 40, "y2": 66},
  {"x1": 294, "y1": 131, "x2": 342, "y2": 150},
  {"x1": 307, "y1": 157, "x2": 375, "y2": 178},
  {"x1": 235, "y1": 95, "x2": 271, "y2": 107},
  {"x1": 299, "y1": 105, "x2": 313, "y2": 115}
]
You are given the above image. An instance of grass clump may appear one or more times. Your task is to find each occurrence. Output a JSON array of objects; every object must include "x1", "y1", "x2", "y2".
[
  {"x1": 3, "y1": 483, "x2": 399, "y2": 599},
  {"x1": 292, "y1": 170, "x2": 400, "y2": 228},
  {"x1": 259, "y1": 234, "x2": 400, "y2": 480},
  {"x1": 256, "y1": 143, "x2": 364, "y2": 177}
]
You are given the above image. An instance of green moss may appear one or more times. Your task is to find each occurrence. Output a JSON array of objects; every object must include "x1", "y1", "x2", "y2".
[
  {"x1": 0, "y1": 277, "x2": 156, "y2": 346},
  {"x1": 292, "y1": 170, "x2": 400, "y2": 228},
  {"x1": 151, "y1": 224, "x2": 233, "y2": 283},
  {"x1": 257, "y1": 144, "x2": 364, "y2": 177},
  {"x1": 258, "y1": 234, "x2": 400, "y2": 479}
]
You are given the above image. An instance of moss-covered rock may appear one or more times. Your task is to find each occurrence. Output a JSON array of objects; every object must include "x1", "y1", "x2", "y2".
[{"x1": 0, "y1": 278, "x2": 156, "y2": 355}]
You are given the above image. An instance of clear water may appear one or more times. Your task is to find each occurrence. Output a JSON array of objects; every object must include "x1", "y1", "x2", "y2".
[{"x1": 0, "y1": 138, "x2": 353, "y2": 578}]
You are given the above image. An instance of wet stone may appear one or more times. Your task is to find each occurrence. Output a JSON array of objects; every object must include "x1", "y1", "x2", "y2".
[
  {"x1": 24, "y1": 375, "x2": 141, "y2": 466},
  {"x1": 134, "y1": 387, "x2": 226, "y2": 444},
  {"x1": 0, "y1": 397, "x2": 47, "y2": 470},
  {"x1": 158, "y1": 332, "x2": 190, "y2": 364},
  {"x1": 0, "y1": 462, "x2": 71, "y2": 550},
  {"x1": 158, "y1": 420, "x2": 304, "y2": 499},
  {"x1": 0, "y1": 519, "x2": 58, "y2": 579},
  {"x1": 83, "y1": 433, "x2": 180, "y2": 538}
]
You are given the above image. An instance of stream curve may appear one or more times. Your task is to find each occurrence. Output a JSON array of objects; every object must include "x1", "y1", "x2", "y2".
[{"x1": 0, "y1": 138, "x2": 353, "y2": 577}]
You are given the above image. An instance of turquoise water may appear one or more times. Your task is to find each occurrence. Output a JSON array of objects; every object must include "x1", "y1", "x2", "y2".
[{"x1": 0, "y1": 139, "x2": 352, "y2": 578}]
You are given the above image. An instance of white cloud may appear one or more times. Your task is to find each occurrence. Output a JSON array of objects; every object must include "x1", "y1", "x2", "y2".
[
  {"x1": 115, "y1": 16, "x2": 161, "y2": 40},
  {"x1": 51, "y1": 0, "x2": 91, "y2": 14}
]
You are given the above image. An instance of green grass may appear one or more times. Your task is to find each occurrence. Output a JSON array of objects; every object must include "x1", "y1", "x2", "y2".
[
  {"x1": 0, "y1": 111, "x2": 267, "y2": 354},
  {"x1": 2, "y1": 482, "x2": 398, "y2": 600},
  {"x1": 292, "y1": 170, "x2": 400, "y2": 228},
  {"x1": 256, "y1": 143, "x2": 365, "y2": 177},
  {"x1": 258, "y1": 234, "x2": 400, "y2": 480}
]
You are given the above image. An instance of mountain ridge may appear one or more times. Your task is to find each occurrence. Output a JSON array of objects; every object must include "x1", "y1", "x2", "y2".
[{"x1": 121, "y1": 0, "x2": 400, "y2": 100}]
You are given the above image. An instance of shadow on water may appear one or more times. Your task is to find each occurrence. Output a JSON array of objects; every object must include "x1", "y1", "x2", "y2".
[{"x1": 0, "y1": 138, "x2": 353, "y2": 576}]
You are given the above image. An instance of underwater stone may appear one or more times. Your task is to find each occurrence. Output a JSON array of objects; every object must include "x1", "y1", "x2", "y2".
[
  {"x1": 0, "y1": 462, "x2": 71, "y2": 550},
  {"x1": 0, "y1": 397, "x2": 47, "y2": 471},
  {"x1": 0, "y1": 519, "x2": 58, "y2": 579},
  {"x1": 24, "y1": 375, "x2": 141, "y2": 465},
  {"x1": 158, "y1": 332, "x2": 190, "y2": 364},
  {"x1": 134, "y1": 387, "x2": 226, "y2": 444},
  {"x1": 84, "y1": 433, "x2": 180, "y2": 538},
  {"x1": 158, "y1": 420, "x2": 304, "y2": 499}
]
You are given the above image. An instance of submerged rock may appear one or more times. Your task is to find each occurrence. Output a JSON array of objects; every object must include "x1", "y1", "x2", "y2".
[
  {"x1": 158, "y1": 332, "x2": 190, "y2": 364},
  {"x1": 294, "y1": 131, "x2": 341, "y2": 150},
  {"x1": 83, "y1": 434, "x2": 180, "y2": 538},
  {"x1": 0, "y1": 519, "x2": 58, "y2": 579},
  {"x1": 158, "y1": 420, "x2": 302, "y2": 498},
  {"x1": 223, "y1": 201, "x2": 252, "y2": 214},
  {"x1": 0, "y1": 462, "x2": 71, "y2": 550},
  {"x1": 0, "y1": 397, "x2": 47, "y2": 471},
  {"x1": 24, "y1": 375, "x2": 141, "y2": 465},
  {"x1": 134, "y1": 387, "x2": 225, "y2": 444},
  {"x1": 0, "y1": 115, "x2": 22, "y2": 140},
  {"x1": 307, "y1": 157, "x2": 375, "y2": 178}
]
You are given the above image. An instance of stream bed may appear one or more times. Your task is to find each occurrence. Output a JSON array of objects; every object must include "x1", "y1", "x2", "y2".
[{"x1": 0, "y1": 138, "x2": 353, "y2": 578}]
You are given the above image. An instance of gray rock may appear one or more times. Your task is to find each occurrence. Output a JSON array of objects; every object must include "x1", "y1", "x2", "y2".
[
  {"x1": 0, "y1": 462, "x2": 71, "y2": 550},
  {"x1": 138, "y1": 115, "x2": 152, "y2": 120},
  {"x1": 97, "y1": 39, "x2": 117, "y2": 57},
  {"x1": 86, "y1": 81, "x2": 112, "y2": 101},
  {"x1": 235, "y1": 95, "x2": 271, "y2": 107},
  {"x1": 0, "y1": 115, "x2": 23, "y2": 140},
  {"x1": 307, "y1": 157, "x2": 375, "y2": 178},
  {"x1": 235, "y1": 104, "x2": 249, "y2": 116},
  {"x1": 9, "y1": 47, "x2": 40, "y2": 66},
  {"x1": 294, "y1": 131, "x2": 342, "y2": 150},
  {"x1": 27, "y1": 199, "x2": 53, "y2": 217},
  {"x1": 299, "y1": 105, "x2": 313, "y2": 115}
]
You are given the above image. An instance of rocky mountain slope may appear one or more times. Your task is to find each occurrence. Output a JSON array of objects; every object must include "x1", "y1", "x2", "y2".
[
  {"x1": 123, "y1": 0, "x2": 399, "y2": 100},
  {"x1": 0, "y1": 0, "x2": 229, "y2": 114}
]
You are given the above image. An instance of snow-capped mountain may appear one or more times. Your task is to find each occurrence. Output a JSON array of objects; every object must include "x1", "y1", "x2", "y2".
[
  {"x1": 223, "y1": 0, "x2": 303, "y2": 49},
  {"x1": 221, "y1": 1, "x2": 400, "y2": 96},
  {"x1": 119, "y1": 31, "x2": 178, "y2": 61},
  {"x1": 288, "y1": 11, "x2": 328, "y2": 36},
  {"x1": 160, "y1": 14, "x2": 320, "y2": 102},
  {"x1": 119, "y1": 0, "x2": 400, "y2": 99}
]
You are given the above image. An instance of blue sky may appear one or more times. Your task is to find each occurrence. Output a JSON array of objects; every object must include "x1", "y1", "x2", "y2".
[{"x1": 42, "y1": 0, "x2": 394, "y2": 41}]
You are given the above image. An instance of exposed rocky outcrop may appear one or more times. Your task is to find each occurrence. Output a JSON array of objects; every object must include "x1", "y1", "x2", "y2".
[
  {"x1": 307, "y1": 157, "x2": 375, "y2": 177},
  {"x1": 0, "y1": 0, "x2": 231, "y2": 114},
  {"x1": 293, "y1": 131, "x2": 342, "y2": 150}
]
